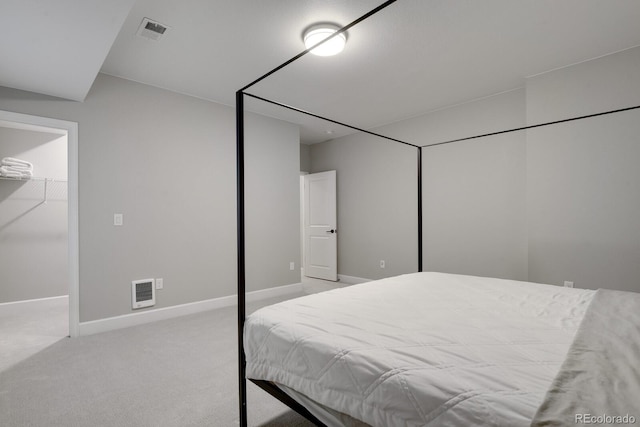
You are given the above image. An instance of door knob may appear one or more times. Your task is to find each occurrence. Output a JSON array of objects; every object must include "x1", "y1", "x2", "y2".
[{"x1": 326, "y1": 229, "x2": 336, "y2": 234}]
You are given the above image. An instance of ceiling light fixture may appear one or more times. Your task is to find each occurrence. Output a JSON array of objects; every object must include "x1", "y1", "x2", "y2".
[{"x1": 303, "y1": 24, "x2": 346, "y2": 56}]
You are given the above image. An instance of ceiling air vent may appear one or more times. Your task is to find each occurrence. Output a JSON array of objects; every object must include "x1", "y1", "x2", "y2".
[{"x1": 136, "y1": 18, "x2": 170, "y2": 41}]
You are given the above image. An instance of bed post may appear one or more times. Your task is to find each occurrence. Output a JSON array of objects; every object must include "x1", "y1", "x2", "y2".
[
  {"x1": 235, "y1": 3, "x2": 404, "y2": 424},
  {"x1": 418, "y1": 146, "x2": 423, "y2": 272},
  {"x1": 236, "y1": 90, "x2": 248, "y2": 427}
]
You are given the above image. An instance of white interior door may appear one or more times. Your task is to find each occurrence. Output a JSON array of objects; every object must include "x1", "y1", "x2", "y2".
[{"x1": 303, "y1": 171, "x2": 337, "y2": 281}]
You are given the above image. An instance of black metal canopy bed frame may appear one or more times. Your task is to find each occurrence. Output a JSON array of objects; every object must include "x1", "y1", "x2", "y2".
[{"x1": 236, "y1": 1, "x2": 640, "y2": 426}]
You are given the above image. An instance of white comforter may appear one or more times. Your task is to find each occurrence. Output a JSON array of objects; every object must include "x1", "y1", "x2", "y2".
[
  {"x1": 531, "y1": 289, "x2": 640, "y2": 426},
  {"x1": 244, "y1": 272, "x2": 594, "y2": 427}
]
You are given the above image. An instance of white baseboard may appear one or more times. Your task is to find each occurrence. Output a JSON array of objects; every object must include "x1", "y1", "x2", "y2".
[
  {"x1": 0, "y1": 294, "x2": 68, "y2": 307},
  {"x1": 301, "y1": 274, "x2": 371, "y2": 295},
  {"x1": 78, "y1": 282, "x2": 303, "y2": 336},
  {"x1": 338, "y1": 274, "x2": 371, "y2": 285},
  {"x1": 299, "y1": 270, "x2": 370, "y2": 286},
  {"x1": 245, "y1": 282, "x2": 302, "y2": 302}
]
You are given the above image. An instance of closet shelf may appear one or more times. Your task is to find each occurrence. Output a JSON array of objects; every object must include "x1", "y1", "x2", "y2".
[
  {"x1": 0, "y1": 175, "x2": 67, "y2": 203},
  {"x1": 0, "y1": 176, "x2": 67, "y2": 183}
]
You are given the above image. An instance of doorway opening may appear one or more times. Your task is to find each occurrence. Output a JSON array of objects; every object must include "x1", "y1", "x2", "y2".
[{"x1": 0, "y1": 110, "x2": 79, "y2": 368}]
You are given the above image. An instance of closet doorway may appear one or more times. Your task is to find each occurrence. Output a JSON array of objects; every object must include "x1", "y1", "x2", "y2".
[{"x1": 0, "y1": 110, "x2": 79, "y2": 369}]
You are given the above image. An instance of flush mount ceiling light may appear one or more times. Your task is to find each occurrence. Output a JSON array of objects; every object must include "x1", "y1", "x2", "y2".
[{"x1": 303, "y1": 24, "x2": 346, "y2": 56}]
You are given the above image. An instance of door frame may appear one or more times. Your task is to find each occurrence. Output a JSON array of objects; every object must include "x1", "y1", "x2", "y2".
[
  {"x1": 299, "y1": 172, "x2": 308, "y2": 277},
  {"x1": 0, "y1": 109, "x2": 79, "y2": 337}
]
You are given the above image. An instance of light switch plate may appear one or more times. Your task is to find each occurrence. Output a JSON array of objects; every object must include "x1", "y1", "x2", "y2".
[{"x1": 114, "y1": 213, "x2": 123, "y2": 226}]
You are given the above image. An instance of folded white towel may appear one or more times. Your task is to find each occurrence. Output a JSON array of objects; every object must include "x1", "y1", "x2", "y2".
[
  {"x1": 0, "y1": 166, "x2": 33, "y2": 179},
  {"x1": 1, "y1": 157, "x2": 34, "y2": 170},
  {"x1": 0, "y1": 171, "x2": 21, "y2": 178},
  {"x1": 2, "y1": 164, "x2": 31, "y2": 171}
]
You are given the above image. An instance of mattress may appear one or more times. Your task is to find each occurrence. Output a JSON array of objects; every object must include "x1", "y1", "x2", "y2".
[{"x1": 244, "y1": 272, "x2": 595, "y2": 426}]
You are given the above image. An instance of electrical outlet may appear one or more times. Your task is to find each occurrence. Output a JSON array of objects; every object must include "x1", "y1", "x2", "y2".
[
  {"x1": 156, "y1": 278, "x2": 164, "y2": 289},
  {"x1": 289, "y1": 262, "x2": 295, "y2": 271},
  {"x1": 564, "y1": 281, "x2": 574, "y2": 288},
  {"x1": 380, "y1": 260, "x2": 385, "y2": 269},
  {"x1": 114, "y1": 213, "x2": 123, "y2": 226}
]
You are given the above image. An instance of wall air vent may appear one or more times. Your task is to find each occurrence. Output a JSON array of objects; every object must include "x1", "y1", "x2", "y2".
[
  {"x1": 136, "y1": 18, "x2": 170, "y2": 41},
  {"x1": 132, "y1": 278, "x2": 155, "y2": 309}
]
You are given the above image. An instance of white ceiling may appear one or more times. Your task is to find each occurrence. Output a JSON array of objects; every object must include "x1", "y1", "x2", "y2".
[
  {"x1": 0, "y1": 0, "x2": 136, "y2": 101},
  {"x1": 4, "y1": 1, "x2": 640, "y2": 143}
]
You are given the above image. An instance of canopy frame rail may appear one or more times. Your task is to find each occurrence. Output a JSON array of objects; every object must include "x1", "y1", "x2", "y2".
[
  {"x1": 236, "y1": 96, "x2": 640, "y2": 427},
  {"x1": 235, "y1": 87, "x2": 421, "y2": 427},
  {"x1": 235, "y1": 0, "x2": 640, "y2": 423},
  {"x1": 250, "y1": 379, "x2": 328, "y2": 426},
  {"x1": 420, "y1": 104, "x2": 640, "y2": 148},
  {"x1": 239, "y1": 0, "x2": 400, "y2": 93},
  {"x1": 244, "y1": 93, "x2": 420, "y2": 148}
]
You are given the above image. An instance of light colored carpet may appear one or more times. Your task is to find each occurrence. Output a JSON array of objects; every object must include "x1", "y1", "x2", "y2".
[
  {"x1": 0, "y1": 296, "x2": 68, "y2": 369},
  {"x1": 0, "y1": 294, "x2": 316, "y2": 427}
]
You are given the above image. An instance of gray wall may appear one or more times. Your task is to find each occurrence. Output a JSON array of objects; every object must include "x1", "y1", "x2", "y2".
[
  {"x1": 0, "y1": 73, "x2": 300, "y2": 321},
  {"x1": 311, "y1": 90, "x2": 527, "y2": 281},
  {"x1": 245, "y1": 114, "x2": 300, "y2": 292},
  {"x1": 385, "y1": 90, "x2": 528, "y2": 281},
  {"x1": 0, "y1": 127, "x2": 68, "y2": 302},
  {"x1": 526, "y1": 47, "x2": 640, "y2": 292},
  {"x1": 300, "y1": 143, "x2": 311, "y2": 172},
  {"x1": 310, "y1": 46, "x2": 640, "y2": 293},
  {"x1": 311, "y1": 134, "x2": 418, "y2": 280}
]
